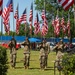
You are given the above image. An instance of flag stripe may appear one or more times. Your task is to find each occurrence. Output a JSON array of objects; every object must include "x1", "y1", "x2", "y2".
[
  {"x1": 0, "y1": 0, "x2": 3, "y2": 15},
  {"x1": 58, "y1": 0, "x2": 74, "y2": 10}
]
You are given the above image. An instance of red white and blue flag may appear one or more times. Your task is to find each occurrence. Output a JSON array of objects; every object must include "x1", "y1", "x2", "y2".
[
  {"x1": 41, "y1": 10, "x2": 48, "y2": 36},
  {"x1": 2, "y1": 0, "x2": 13, "y2": 33},
  {"x1": 54, "y1": 16, "x2": 60, "y2": 36},
  {"x1": 0, "y1": 0, "x2": 3, "y2": 15},
  {"x1": 29, "y1": 3, "x2": 33, "y2": 34},
  {"x1": 52, "y1": 18, "x2": 56, "y2": 35},
  {"x1": 14, "y1": 4, "x2": 19, "y2": 19},
  {"x1": 61, "y1": 17, "x2": 66, "y2": 33},
  {"x1": 58, "y1": 0, "x2": 74, "y2": 10},
  {"x1": 34, "y1": 12, "x2": 40, "y2": 35},
  {"x1": 14, "y1": 4, "x2": 20, "y2": 34},
  {"x1": 2, "y1": 0, "x2": 13, "y2": 19},
  {"x1": 19, "y1": 8, "x2": 27, "y2": 24},
  {"x1": 29, "y1": 3, "x2": 33, "y2": 22}
]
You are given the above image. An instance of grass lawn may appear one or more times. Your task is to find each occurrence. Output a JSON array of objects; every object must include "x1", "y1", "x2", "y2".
[{"x1": 7, "y1": 48, "x2": 63, "y2": 75}]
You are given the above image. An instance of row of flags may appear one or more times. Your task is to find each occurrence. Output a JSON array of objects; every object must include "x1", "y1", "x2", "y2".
[
  {"x1": 0, "y1": 0, "x2": 47, "y2": 36},
  {"x1": 0, "y1": 0, "x2": 74, "y2": 36},
  {"x1": 52, "y1": 16, "x2": 70, "y2": 36}
]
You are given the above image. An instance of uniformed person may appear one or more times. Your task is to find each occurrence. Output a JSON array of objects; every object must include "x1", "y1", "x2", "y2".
[
  {"x1": 21, "y1": 37, "x2": 30, "y2": 69},
  {"x1": 53, "y1": 40, "x2": 64, "y2": 60},
  {"x1": 39, "y1": 40, "x2": 50, "y2": 70},
  {"x1": 8, "y1": 36, "x2": 17, "y2": 68},
  {"x1": 43, "y1": 40, "x2": 50, "y2": 68}
]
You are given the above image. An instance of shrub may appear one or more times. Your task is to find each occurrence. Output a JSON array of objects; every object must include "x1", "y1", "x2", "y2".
[
  {"x1": 0, "y1": 46, "x2": 8, "y2": 75},
  {"x1": 62, "y1": 53, "x2": 75, "y2": 75}
]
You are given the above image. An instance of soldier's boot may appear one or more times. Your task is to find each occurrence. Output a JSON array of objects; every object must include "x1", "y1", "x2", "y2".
[
  {"x1": 27, "y1": 66, "x2": 29, "y2": 69},
  {"x1": 24, "y1": 66, "x2": 27, "y2": 69},
  {"x1": 10, "y1": 61, "x2": 13, "y2": 68}
]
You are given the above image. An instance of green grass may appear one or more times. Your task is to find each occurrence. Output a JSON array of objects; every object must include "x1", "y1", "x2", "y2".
[{"x1": 7, "y1": 48, "x2": 63, "y2": 75}]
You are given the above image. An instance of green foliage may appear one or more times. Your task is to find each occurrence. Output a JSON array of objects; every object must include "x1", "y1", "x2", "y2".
[
  {"x1": 0, "y1": 46, "x2": 8, "y2": 75},
  {"x1": 4, "y1": 31, "x2": 15, "y2": 36},
  {"x1": 19, "y1": 23, "x2": 30, "y2": 36},
  {"x1": 62, "y1": 53, "x2": 75, "y2": 75}
]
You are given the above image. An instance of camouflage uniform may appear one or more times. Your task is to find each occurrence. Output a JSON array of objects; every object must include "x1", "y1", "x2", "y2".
[
  {"x1": 55, "y1": 40, "x2": 64, "y2": 60},
  {"x1": 44, "y1": 42, "x2": 50, "y2": 68},
  {"x1": 8, "y1": 37, "x2": 17, "y2": 68},
  {"x1": 39, "y1": 40, "x2": 50, "y2": 69},
  {"x1": 21, "y1": 38, "x2": 30, "y2": 69}
]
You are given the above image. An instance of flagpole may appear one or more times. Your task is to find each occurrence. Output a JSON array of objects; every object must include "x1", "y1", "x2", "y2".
[
  {"x1": 44, "y1": 0, "x2": 45, "y2": 40},
  {"x1": 12, "y1": 0, "x2": 15, "y2": 36},
  {"x1": 1, "y1": 16, "x2": 3, "y2": 44},
  {"x1": 62, "y1": 11, "x2": 64, "y2": 39},
  {"x1": 1, "y1": 2, "x2": 3, "y2": 44},
  {"x1": 73, "y1": 3, "x2": 75, "y2": 37},
  {"x1": 25, "y1": 7, "x2": 27, "y2": 37}
]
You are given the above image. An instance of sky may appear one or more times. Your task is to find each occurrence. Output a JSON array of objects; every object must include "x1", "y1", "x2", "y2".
[{"x1": 0, "y1": 0, "x2": 41, "y2": 34}]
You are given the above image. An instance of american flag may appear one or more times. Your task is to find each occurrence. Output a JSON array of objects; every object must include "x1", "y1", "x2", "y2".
[
  {"x1": 52, "y1": 18, "x2": 56, "y2": 34},
  {"x1": 14, "y1": 4, "x2": 19, "y2": 19},
  {"x1": 29, "y1": 3, "x2": 33, "y2": 34},
  {"x1": 14, "y1": 4, "x2": 20, "y2": 34},
  {"x1": 4, "y1": 20, "x2": 10, "y2": 35},
  {"x1": 19, "y1": 8, "x2": 27, "y2": 24},
  {"x1": 58, "y1": 0, "x2": 74, "y2": 10},
  {"x1": 61, "y1": 17, "x2": 66, "y2": 33},
  {"x1": 67, "y1": 19, "x2": 70, "y2": 36},
  {"x1": 16, "y1": 19, "x2": 20, "y2": 34},
  {"x1": 52, "y1": 18, "x2": 55, "y2": 27},
  {"x1": 6, "y1": 20, "x2": 10, "y2": 35},
  {"x1": 34, "y1": 13, "x2": 40, "y2": 35},
  {"x1": 2, "y1": 0, "x2": 13, "y2": 19},
  {"x1": 41, "y1": 10, "x2": 48, "y2": 36},
  {"x1": 2, "y1": 0, "x2": 13, "y2": 33},
  {"x1": 54, "y1": 16, "x2": 60, "y2": 36},
  {"x1": 29, "y1": 3, "x2": 33, "y2": 22},
  {"x1": 41, "y1": 10, "x2": 45, "y2": 20},
  {"x1": 0, "y1": 0, "x2": 3, "y2": 15}
]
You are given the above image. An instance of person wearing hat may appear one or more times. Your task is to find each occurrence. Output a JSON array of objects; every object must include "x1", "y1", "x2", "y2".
[
  {"x1": 20, "y1": 37, "x2": 31, "y2": 69},
  {"x1": 8, "y1": 36, "x2": 17, "y2": 68}
]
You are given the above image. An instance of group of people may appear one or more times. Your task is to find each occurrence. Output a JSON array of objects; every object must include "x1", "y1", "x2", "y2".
[
  {"x1": 8, "y1": 36, "x2": 65, "y2": 70},
  {"x1": 8, "y1": 37, "x2": 31, "y2": 69}
]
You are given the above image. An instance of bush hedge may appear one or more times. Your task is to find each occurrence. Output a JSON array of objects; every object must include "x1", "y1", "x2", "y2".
[
  {"x1": 0, "y1": 46, "x2": 8, "y2": 75},
  {"x1": 62, "y1": 53, "x2": 75, "y2": 75}
]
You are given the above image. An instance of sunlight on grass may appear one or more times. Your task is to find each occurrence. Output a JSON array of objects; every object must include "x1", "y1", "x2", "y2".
[{"x1": 7, "y1": 48, "x2": 63, "y2": 75}]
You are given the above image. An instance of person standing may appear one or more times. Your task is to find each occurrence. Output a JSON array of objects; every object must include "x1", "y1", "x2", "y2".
[
  {"x1": 21, "y1": 37, "x2": 30, "y2": 69},
  {"x1": 8, "y1": 36, "x2": 17, "y2": 68},
  {"x1": 53, "y1": 40, "x2": 64, "y2": 60},
  {"x1": 39, "y1": 40, "x2": 50, "y2": 70},
  {"x1": 44, "y1": 40, "x2": 50, "y2": 68}
]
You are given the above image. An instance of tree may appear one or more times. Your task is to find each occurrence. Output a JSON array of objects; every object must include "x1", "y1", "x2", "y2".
[
  {"x1": 19, "y1": 23, "x2": 30, "y2": 36},
  {"x1": 0, "y1": 46, "x2": 8, "y2": 75},
  {"x1": 4, "y1": 31, "x2": 15, "y2": 36}
]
